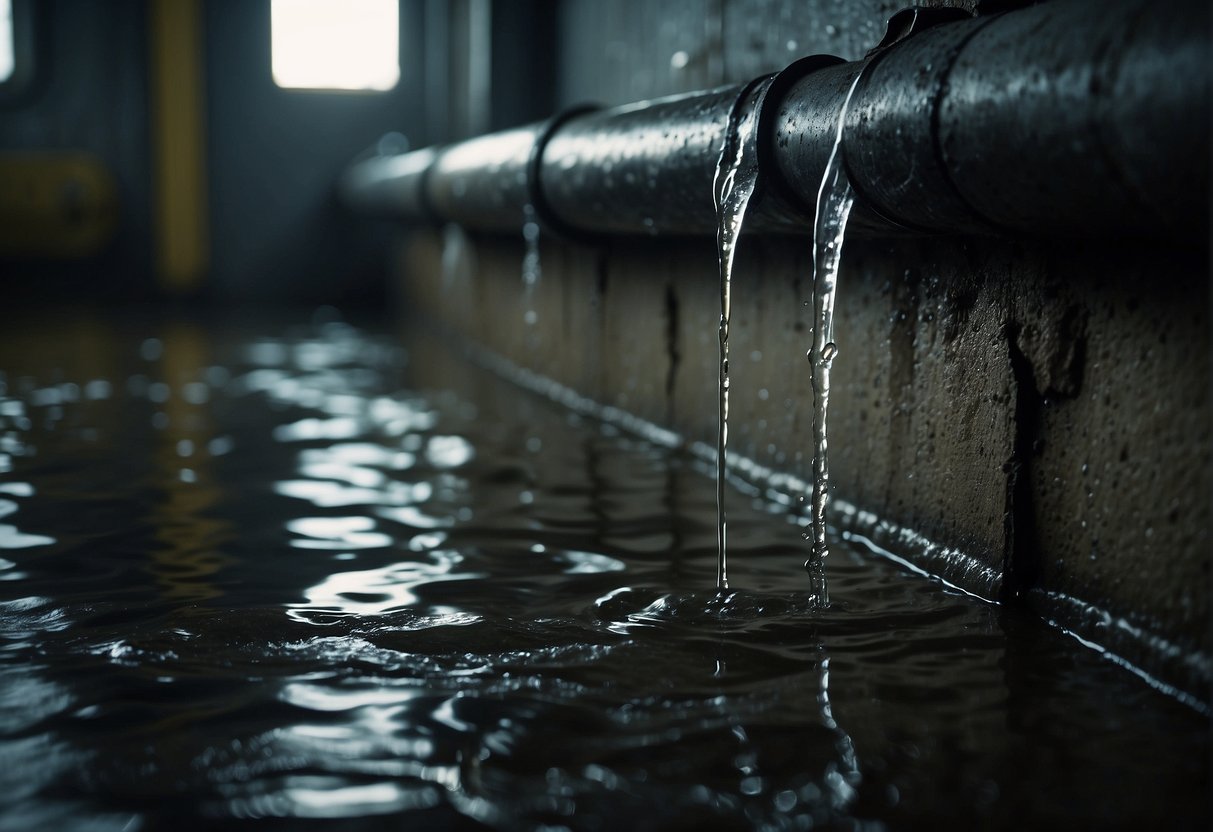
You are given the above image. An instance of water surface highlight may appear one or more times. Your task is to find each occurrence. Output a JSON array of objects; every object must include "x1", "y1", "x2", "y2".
[{"x1": 0, "y1": 310, "x2": 1205, "y2": 830}]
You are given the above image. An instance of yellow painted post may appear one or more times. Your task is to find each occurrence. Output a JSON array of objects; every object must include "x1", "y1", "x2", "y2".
[{"x1": 149, "y1": 0, "x2": 208, "y2": 293}]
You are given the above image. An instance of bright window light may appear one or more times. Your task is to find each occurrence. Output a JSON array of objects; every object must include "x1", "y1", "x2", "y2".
[
  {"x1": 0, "y1": 0, "x2": 14, "y2": 84},
  {"x1": 271, "y1": 0, "x2": 399, "y2": 91}
]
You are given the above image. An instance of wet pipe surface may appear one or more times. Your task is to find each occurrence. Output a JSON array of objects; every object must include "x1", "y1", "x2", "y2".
[{"x1": 0, "y1": 309, "x2": 1207, "y2": 830}]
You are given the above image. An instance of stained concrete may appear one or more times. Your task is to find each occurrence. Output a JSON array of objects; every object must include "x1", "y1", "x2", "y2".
[{"x1": 399, "y1": 227, "x2": 1211, "y2": 699}]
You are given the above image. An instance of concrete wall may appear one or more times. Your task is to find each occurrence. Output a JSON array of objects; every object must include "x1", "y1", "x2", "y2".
[
  {"x1": 397, "y1": 0, "x2": 1211, "y2": 701},
  {"x1": 400, "y1": 227, "x2": 1209, "y2": 700}
]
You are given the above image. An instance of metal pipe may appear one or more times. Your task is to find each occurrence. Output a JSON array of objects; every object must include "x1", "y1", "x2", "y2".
[
  {"x1": 426, "y1": 125, "x2": 537, "y2": 232},
  {"x1": 838, "y1": 0, "x2": 1210, "y2": 239},
  {"x1": 339, "y1": 147, "x2": 439, "y2": 220},
  {"x1": 341, "y1": 0, "x2": 1209, "y2": 241}
]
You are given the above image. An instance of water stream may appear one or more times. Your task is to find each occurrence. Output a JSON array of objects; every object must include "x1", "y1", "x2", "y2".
[
  {"x1": 803, "y1": 71, "x2": 865, "y2": 601},
  {"x1": 712, "y1": 79, "x2": 771, "y2": 592},
  {"x1": 521, "y1": 203, "x2": 542, "y2": 327}
]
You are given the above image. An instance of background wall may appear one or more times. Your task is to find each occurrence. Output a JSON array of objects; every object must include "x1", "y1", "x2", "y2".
[
  {"x1": 201, "y1": 0, "x2": 426, "y2": 303},
  {"x1": 555, "y1": 0, "x2": 979, "y2": 107}
]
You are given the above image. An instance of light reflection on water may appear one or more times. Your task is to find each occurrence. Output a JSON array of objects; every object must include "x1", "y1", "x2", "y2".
[
  {"x1": 0, "y1": 310, "x2": 1205, "y2": 830},
  {"x1": 288, "y1": 551, "x2": 480, "y2": 622},
  {"x1": 287, "y1": 515, "x2": 393, "y2": 549}
]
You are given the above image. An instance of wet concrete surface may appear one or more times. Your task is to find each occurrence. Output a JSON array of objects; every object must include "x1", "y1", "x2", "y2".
[{"x1": 400, "y1": 228, "x2": 1211, "y2": 700}]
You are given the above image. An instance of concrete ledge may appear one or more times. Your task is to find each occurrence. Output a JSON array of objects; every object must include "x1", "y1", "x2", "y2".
[{"x1": 399, "y1": 227, "x2": 1211, "y2": 701}]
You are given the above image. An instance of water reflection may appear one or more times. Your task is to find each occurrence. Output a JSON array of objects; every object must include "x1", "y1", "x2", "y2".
[
  {"x1": 0, "y1": 310, "x2": 1204, "y2": 830},
  {"x1": 425, "y1": 434, "x2": 474, "y2": 468},
  {"x1": 287, "y1": 516, "x2": 393, "y2": 550},
  {"x1": 0, "y1": 522, "x2": 54, "y2": 550},
  {"x1": 148, "y1": 322, "x2": 231, "y2": 604},
  {"x1": 0, "y1": 401, "x2": 54, "y2": 549},
  {"x1": 817, "y1": 658, "x2": 861, "y2": 811},
  {"x1": 288, "y1": 551, "x2": 479, "y2": 622}
]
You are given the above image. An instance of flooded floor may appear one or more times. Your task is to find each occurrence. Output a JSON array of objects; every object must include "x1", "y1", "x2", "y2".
[{"x1": 0, "y1": 307, "x2": 1207, "y2": 830}]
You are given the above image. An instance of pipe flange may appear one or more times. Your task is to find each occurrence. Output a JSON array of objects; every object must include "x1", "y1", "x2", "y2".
[
  {"x1": 756, "y1": 51, "x2": 923, "y2": 235},
  {"x1": 839, "y1": 43, "x2": 939, "y2": 236},
  {"x1": 406, "y1": 145, "x2": 443, "y2": 223},
  {"x1": 526, "y1": 103, "x2": 602, "y2": 244},
  {"x1": 756, "y1": 54, "x2": 847, "y2": 224},
  {"x1": 843, "y1": 8, "x2": 1006, "y2": 237}
]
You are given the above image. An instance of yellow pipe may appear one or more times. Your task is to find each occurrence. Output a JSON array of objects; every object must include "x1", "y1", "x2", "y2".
[{"x1": 149, "y1": 0, "x2": 208, "y2": 292}]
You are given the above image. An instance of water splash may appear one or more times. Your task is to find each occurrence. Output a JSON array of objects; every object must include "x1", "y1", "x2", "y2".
[
  {"x1": 803, "y1": 71, "x2": 865, "y2": 601},
  {"x1": 712, "y1": 80, "x2": 771, "y2": 592}
]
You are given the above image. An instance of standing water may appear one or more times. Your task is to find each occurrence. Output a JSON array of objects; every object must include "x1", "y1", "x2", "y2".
[
  {"x1": 803, "y1": 71, "x2": 865, "y2": 600},
  {"x1": 712, "y1": 78, "x2": 773, "y2": 592},
  {"x1": 0, "y1": 307, "x2": 1206, "y2": 829}
]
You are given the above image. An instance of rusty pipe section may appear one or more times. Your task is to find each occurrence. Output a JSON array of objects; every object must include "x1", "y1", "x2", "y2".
[{"x1": 340, "y1": 0, "x2": 1209, "y2": 241}]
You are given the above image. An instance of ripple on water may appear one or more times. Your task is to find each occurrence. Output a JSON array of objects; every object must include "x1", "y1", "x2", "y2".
[
  {"x1": 0, "y1": 524, "x2": 54, "y2": 550},
  {"x1": 287, "y1": 553, "x2": 482, "y2": 623},
  {"x1": 592, "y1": 587, "x2": 823, "y2": 635},
  {"x1": 0, "y1": 315, "x2": 1203, "y2": 830},
  {"x1": 287, "y1": 516, "x2": 394, "y2": 550}
]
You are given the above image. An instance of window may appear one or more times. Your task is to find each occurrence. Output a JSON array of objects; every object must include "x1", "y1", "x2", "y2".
[
  {"x1": 271, "y1": 0, "x2": 399, "y2": 92},
  {"x1": 0, "y1": 0, "x2": 13, "y2": 84},
  {"x1": 0, "y1": 0, "x2": 33, "y2": 102}
]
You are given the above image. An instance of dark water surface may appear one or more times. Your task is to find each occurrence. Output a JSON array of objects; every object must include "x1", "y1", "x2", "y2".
[{"x1": 0, "y1": 309, "x2": 1207, "y2": 830}]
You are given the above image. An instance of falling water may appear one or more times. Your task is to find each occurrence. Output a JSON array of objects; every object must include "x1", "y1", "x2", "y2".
[
  {"x1": 803, "y1": 72, "x2": 865, "y2": 600},
  {"x1": 712, "y1": 80, "x2": 770, "y2": 591},
  {"x1": 522, "y1": 203, "x2": 542, "y2": 327}
]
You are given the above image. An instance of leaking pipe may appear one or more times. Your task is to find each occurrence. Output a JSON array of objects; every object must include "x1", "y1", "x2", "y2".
[{"x1": 340, "y1": 0, "x2": 1209, "y2": 242}]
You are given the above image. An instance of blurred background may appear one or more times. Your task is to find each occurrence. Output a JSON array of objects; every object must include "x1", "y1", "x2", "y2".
[
  {"x1": 0, "y1": 0, "x2": 554, "y2": 305},
  {"x1": 0, "y1": 0, "x2": 944, "y2": 307}
]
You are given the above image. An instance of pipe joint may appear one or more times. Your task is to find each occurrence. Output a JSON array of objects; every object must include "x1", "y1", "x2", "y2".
[
  {"x1": 842, "y1": 11, "x2": 1002, "y2": 236},
  {"x1": 754, "y1": 54, "x2": 845, "y2": 231},
  {"x1": 526, "y1": 104, "x2": 602, "y2": 244}
]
